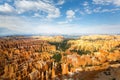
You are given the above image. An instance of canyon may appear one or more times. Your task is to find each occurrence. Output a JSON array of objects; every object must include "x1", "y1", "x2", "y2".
[{"x1": 0, "y1": 35, "x2": 120, "y2": 80}]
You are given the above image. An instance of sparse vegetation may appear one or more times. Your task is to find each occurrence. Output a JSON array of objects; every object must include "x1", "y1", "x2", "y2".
[
  {"x1": 0, "y1": 35, "x2": 120, "y2": 80},
  {"x1": 49, "y1": 39, "x2": 71, "y2": 51},
  {"x1": 52, "y1": 53, "x2": 62, "y2": 62}
]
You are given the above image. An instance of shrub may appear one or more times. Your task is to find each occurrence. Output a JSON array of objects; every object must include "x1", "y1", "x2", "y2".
[{"x1": 52, "y1": 53, "x2": 62, "y2": 62}]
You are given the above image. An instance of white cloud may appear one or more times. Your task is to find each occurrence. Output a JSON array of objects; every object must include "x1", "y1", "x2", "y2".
[
  {"x1": 0, "y1": 15, "x2": 120, "y2": 34},
  {"x1": 57, "y1": 0, "x2": 65, "y2": 5},
  {"x1": 0, "y1": 15, "x2": 61, "y2": 34},
  {"x1": 0, "y1": 3, "x2": 15, "y2": 13},
  {"x1": 101, "y1": 8, "x2": 120, "y2": 12},
  {"x1": 0, "y1": 15, "x2": 31, "y2": 32},
  {"x1": 93, "y1": 7, "x2": 102, "y2": 13},
  {"x1": 85, "y1": 8, "x2": 92, "y2": 14},
  {"x1": 79, "y1": 11, "x2": 85, "y2": 15},
  {"x1": 57, "y1": 21, "x2": 68, "y2": 24},
  {"x1": 114, "y1": 0, "x2": 120, "y2": 6},
  {"x1": 93, "y1": 0, "x2": 120, "y2": 6},
  {"x1": 90, "y1": 24, "x2": 120, "y2": 34},
  {"x1": 14, "y1": 0, "x2": 60, "y2": 18},
  {"x1": 47, "y1": 8, "x2": 60, "y2": 19},
  {"x1": 93, "y1": 0, "x2": 112, "y2": 5},
  {"x1": 33, "y1": 13, "x2": 42, "y2": 17},
  {"x1": 0, "y1": 15, "x2": 80, "y2": 34},
  {"x1": 6, "y1": 0, "x2": 12, "y2": 2},
  {"x1": 66, "y1": 10, "x2": 75, "y2": 21},
  {"x1": 93, "y1": 7, "x2": 120, "y2": 13},
  {"x1": 83, "y1": 1, "x2": 89, "y2": 6},
  {"x1": 81, "y1": 0, "x2": 120, "y2": 14},
  {"x1": 82, "y1": 1, "x2": 92, "y2": 14}
]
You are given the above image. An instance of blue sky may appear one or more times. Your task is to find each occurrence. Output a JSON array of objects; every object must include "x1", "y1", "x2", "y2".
[{"x1": 0, "y1": 0, "x2": 120, "y2": 36}]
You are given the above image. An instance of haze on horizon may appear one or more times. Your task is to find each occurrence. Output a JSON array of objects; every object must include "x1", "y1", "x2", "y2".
[{"x1": 0, "y1": 0, "x2": 120, "y2": 36}]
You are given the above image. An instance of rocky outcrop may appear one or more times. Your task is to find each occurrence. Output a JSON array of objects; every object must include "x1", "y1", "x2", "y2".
[{"x1": 0, "y1": 35, "x2": 120, "y2": 80}]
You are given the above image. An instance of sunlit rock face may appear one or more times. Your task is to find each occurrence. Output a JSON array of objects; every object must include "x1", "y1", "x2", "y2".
[
  {"x1": 0, "y1": 35, "x2": 120, "y2": 80},
  {"x1": 66, "y1": 54, "x2": 80, "y2": 67},
  {"x1": 0, "y1": 37, "x2": 57, "y2": 80},
  {"x1": 67, "y1": 35, "x2": 120, "y2": 53},
  {"x1": 31, "y1": 36, "x2": 64, "y2": 43},
  {"x1": 80, "y1": 35, "x2": 118, "y2": 40}
]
